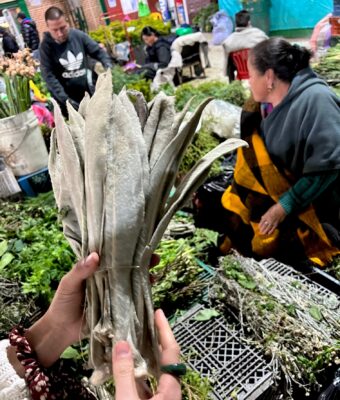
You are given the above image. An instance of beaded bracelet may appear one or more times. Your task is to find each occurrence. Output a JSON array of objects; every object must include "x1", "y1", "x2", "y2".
[{"x1": 9, "y1": 326, "x2": 96, "y2": 400}]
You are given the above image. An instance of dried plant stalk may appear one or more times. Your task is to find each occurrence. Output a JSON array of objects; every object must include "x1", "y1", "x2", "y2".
[{"x1": 49, "y1": 71, "x2": 247, "y2": 384}]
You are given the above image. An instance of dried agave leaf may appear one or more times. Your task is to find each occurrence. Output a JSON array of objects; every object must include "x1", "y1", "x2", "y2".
[
  {"x1": 78, "y1": 92, "x2": 91, "y2": 119},
  {"x1": 126, "y1": 89, "x2": 148, "y2": 130},
  {"x1": 51, "y1": 70, "x2": 247, "y2": 386},
  {"x1": 150, "y1": 138, "x2": 248, "y2": 249}
]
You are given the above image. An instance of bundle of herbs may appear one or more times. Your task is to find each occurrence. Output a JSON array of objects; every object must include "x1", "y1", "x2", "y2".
[
  {"x1": 212, "y1": 252, "x2": 340, "y2": 397},
  {"x1": 178, "y1": 128, "x2": 222, "y2": 179},
  {"x1": 313, "y1": 44, "x2": 340, "y2": 95},
  {"x1": 50, "y1": 70, "x2": 246, "y2": 383},
  {"x1": 152, "y1": 225, "x2": 218, "y2": 315}
]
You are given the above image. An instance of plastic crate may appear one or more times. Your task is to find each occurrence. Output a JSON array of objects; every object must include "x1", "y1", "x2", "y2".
[
  {"x1": 260, "y1": 258, "x2": 339, "y2": 298},
  {"x1": 173, "y1": 304, "x2": 274, "y2": 400},
  {"x1": 17, "y1": 167, "x2": 51, "y2": 197}
]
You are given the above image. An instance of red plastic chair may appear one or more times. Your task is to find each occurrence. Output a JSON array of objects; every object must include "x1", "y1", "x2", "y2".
[{"x1": 230, "y1": 49, "x2": 250, "y2": 80}]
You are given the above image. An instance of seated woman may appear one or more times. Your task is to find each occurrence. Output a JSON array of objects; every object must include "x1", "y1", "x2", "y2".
[
  {"x1": 197, "y1": 38, "x2": 340, "y2": 267},
  {"x1": 138, "y1": 26, "x2": 172, "y2": 80}
]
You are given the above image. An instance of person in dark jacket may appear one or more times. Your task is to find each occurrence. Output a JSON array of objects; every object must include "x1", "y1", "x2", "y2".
[
  {"x1": 139, "y1": 26, "x2": 172, "y2": 80},
  {"x1": 39, "y1": 6, "x2": 112, "y2": 115},
  {"x1": 0, "y1": 27, "x2": 19, "y2": 57},
  {"x1": 17, "y1": 12, "x2": 40, "y2": 51}
]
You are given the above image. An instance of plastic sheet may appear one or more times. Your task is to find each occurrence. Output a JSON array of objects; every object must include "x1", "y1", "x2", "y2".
[
  {"x1": 210, "y1": 11, "x2": 233, "y2": 45},
  {"x1": 198, "y1": 99, "x2": 241, "y2": 139}
]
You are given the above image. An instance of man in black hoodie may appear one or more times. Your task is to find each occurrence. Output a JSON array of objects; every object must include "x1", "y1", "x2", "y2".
[
  {"x1": 39, "y1": 6, "x2": 112, "y2": 115},
  {"x1": 17, "y1": 12, "x2": 40, "y2": 51}
]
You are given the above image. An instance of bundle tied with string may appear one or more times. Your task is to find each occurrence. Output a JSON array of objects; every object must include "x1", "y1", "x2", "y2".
[{"x1": 49, "y1": 71, "x2": 247, "y2": 384}]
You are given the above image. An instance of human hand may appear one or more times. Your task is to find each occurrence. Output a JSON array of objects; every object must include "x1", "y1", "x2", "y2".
[
  {"x1": 24, "y1": 253, "x2": 100, "y2": 367},
  {"x1": 113, "y1": 309, "x2": 182, "y2": 400},
  {"x1": 259, "y1": 203, "x2": 287, "y2": 235}
]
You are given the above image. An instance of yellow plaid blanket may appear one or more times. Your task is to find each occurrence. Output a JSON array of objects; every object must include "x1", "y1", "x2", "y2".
[{"x1": 222, "y1": 131, "x2": 339, "y2": 266}]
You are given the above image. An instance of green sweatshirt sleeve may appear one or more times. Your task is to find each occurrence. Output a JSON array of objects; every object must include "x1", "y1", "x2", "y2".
[{"x1": 279, "y1": 171, "x2": 339, "y2": 215}]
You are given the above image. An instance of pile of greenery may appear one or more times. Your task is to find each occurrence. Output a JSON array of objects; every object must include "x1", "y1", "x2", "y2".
[
  {"x1": 178, "y1": 129, "x2": 222, "y2": 179},
  {"x1": 0, "y1": 192, "x2": 74, "y2": 302},
  {"x1": 90, "y1": 17, "x2": 171, "y2": 48},
  {"x1": 111, "y1": 65, "x2": 152, "y2": 101},
  {"x1": 313, "y1": 44, "x2": 340, "y2": 96},
  {"x1": 152, "y1": 223, "x2": 217, "y2": 316},
  {"x1": 213, "y1": 253, "x2": 340, "y2": 398},
  {"x1": 175, "y1": 80, "x2": 247, "y2": 111}
]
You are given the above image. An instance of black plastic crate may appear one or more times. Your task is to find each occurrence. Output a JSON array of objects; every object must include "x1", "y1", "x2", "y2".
[{"x1": 173, "y1": 304, "x2": 274, "y2": 400}]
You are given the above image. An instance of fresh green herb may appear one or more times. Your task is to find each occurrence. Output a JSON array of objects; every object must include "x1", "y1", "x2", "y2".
[
  {"x1": 194, "y1": 308, "x2": 219, "y2": 321},
  {"x1": 175, "y1": 80, "x2": 247, "y2": 112},
  {"x1": 0, "y1": 192, "x2": 75, "y2": 301}
]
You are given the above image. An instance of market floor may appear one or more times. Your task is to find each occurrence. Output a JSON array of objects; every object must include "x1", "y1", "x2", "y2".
[{"x1": 185, "y1": 33, "x2": 311, "y2": 85}]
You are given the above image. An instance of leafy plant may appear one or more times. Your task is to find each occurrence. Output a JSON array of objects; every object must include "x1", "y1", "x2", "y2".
[
  {"x1": 178, "y1": 129, "x2": 222, "y2": 179},
  {"x1": 151, "y1": 223, "x2": 217, "y2": 315},
  {"x1": 175, "y1": 80, "x2": 247, "y2": 111},
  {"x1": 90, "y1": 17, "x2": 171, "y2": 48},
  {"x1": 0, "y1": 192, "x2": 75, "y2": 302},
  {"x1": 111, "y1": 65, "x2": 151, "y2": 101},
  {"x1": 313, "y1": 44, "x2": 340, "y2": 96},
  {"x1": 194, "y1": 308, "x2": 219, "y2": 321},
  {"x1": 192, "y1": 3, "x2": 219, "y2": 32}
]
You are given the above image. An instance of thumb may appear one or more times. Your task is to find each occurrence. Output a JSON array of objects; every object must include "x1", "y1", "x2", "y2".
[
  {"x1": 73, "y1": 252, "x2": 100, "y2": 281},
  {"x1": 113, "y1": 341, "x2": 139, "y2": 400}
]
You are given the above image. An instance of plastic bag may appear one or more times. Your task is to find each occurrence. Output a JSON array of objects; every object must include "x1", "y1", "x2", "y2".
[
  {"x1": 193, "y1": 170, "x2": 234, "y2": 233},
  {"x1": 115, "y1": 41, "x2": 130, "y2": 62},
  {"x1": 318, "y1": 368, "x2": 340, "y2": 400},
  {"x1": 198, "y1": 99, "x2": 241, "y2": 139},
  {"x1": 210, "y1": 11, "x2": 233, "y2": 45}
]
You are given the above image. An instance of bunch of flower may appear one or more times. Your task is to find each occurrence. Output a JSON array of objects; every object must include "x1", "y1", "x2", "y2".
[{"x1": 0, "y1": 49, "x2": 38, "y2": 78}]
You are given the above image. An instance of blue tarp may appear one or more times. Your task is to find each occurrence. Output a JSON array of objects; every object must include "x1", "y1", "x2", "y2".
[
  {"x1": 269, "y1": 0, "x2": 333, "y2": 31},
  {"x1": 217, "y1": 0, "x2": 241, "y2": 21},
  {"x1": 218, "y1": 0, "x2": 334, "y2": 31}
]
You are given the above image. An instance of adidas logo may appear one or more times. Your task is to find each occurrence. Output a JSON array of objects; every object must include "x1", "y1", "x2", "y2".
[{"x1": 59, "y1": 51, "x2": 84, "y2": 71}]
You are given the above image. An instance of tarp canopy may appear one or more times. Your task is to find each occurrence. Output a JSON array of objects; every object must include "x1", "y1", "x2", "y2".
[{"x1": 218, "y1": 0, "x2": 333, "y2": 31}]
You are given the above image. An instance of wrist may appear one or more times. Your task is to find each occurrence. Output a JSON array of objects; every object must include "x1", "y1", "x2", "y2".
[{"x1": 25, "y1": 315, "x2": 70, "y2": 368}]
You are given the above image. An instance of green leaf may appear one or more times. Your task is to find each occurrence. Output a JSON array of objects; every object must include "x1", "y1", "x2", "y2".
[
  {"x1": 13, "y1": 239, "x2": 25, "y2": 253},
  {"x1": 309, "y1": 306, "x2": 323, "y2": 321},
  {"x1": 194, "y1": 308, "x2": 219, "y2": 321},
  {"x1": 238, "y1": 279, "x2": 257, "y2": 290},
  {"x1": 0, "y1": 252, "x2": 14, "y2": 270},
  {"x1": 0, "y1": 240, "x2": 8, "y2": 257},
  {"x1": 60, "y1": 346, "x2": 80, "y2": 359}
]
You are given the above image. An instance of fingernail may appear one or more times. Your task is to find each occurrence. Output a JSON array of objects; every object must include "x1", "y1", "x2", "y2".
[
  {"x1": 85, "y1": 254, "x2": 93, "y2": 263},
  {"x1": 115, "y1": 341, "x2": 130, "y2": 357},
  {"x1": 156, "y1": 309, "x2": 165, "y2": 320}
]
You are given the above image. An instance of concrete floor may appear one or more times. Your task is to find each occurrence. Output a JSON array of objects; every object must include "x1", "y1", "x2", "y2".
[{"x1": 184, "y1": 33, "x2": 311, "y2": 83}]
